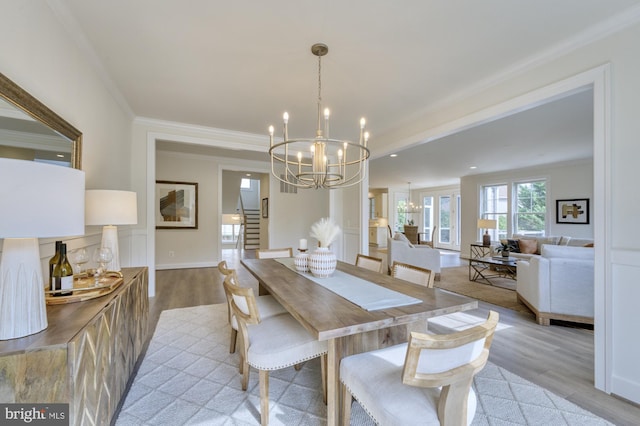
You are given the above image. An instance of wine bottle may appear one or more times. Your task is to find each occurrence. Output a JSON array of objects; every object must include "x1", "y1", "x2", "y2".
[
  {"x1": 49, "y1": 240, "x2": 62, "y2": 292},
  {"x1": 52, "y1": 243, "x2": 74, "y2": 297}
]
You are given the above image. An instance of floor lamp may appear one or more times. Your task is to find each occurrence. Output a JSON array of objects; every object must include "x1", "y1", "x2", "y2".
[
  {"x1": 85, "y1": 190, "x2": 138, "y2": 272},
  {"x1": 0, "y1": 158, "x2": 85, "y2": 340}
]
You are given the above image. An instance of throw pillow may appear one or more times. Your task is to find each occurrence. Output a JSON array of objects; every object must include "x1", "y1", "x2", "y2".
[
  {"x1": 518, "y1": 238, "x2": 538, "y2": 254},
  {"x1": 507, "y1": 239, "x2": 520, "y2": 253},
  {"x1": 393, "y1": 232, "x2": 414, "y2": 248}
]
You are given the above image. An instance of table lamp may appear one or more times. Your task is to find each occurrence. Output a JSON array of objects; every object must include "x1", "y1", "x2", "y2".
[
  {"x1": 85, "y1": 190, "x2": 138, "y2": 272},
  {"x1": 477, "y1": 219, "x2": 497, "y2": 246},
  {"x1": 0, "y1": 158, "x2": 85, "y2": 340}
]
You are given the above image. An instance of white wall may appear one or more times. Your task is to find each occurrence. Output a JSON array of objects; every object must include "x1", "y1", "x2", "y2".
[
  {"x1": 0, "y1": 2, "x2": 135, "y2": 270},
  {"x1": 460, "y1": 160, "x2": 594, "y2": 253}
]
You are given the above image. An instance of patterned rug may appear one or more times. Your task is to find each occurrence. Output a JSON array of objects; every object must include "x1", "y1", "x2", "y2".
[
  {"x1": 436, "y1": 265, "x2": 532, "y2": 315},
  {"x1": 115, "y1": 304, "x2": 612, "y2": 425}
]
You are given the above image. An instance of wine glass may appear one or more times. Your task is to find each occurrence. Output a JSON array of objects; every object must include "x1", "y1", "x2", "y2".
[
  {"x1": 69, "y1": 248, "x2": 89, "y2": 276},
  {"x1": 93, "y1": 247, "x2": 113, "y2": 284}
]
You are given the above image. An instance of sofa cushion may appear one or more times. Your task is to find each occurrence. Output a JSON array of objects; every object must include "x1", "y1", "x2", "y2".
[
  {"x1": 518, "y1": 238, "x2": 538, "y2": 254},
  {"x1": 541, "y1": 244, "x2": 594, "y2": 260}
]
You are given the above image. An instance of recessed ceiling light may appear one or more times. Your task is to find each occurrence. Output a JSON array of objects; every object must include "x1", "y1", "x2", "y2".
[
  {"x1": 246, "y1": 173, "x2": 251, "y2": 176},
  {"x1": 469, "y1": 166, "x2": 477, "y2": 169},
  {"x1": 390, "y1": 154, "x2": 398, "y2": 158},
  {"x1": 56, "y1": 154, "x2": 64, "y2": 158}
]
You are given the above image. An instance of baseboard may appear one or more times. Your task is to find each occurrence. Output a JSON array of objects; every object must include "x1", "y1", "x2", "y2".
[{"x1": 156, "y1": 261, "x2": 216, "y2": 270}]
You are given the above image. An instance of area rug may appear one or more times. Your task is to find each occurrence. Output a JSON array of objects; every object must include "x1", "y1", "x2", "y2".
[
  {"x1": 115, "y1": 304, "x2": 612, "y2": 425},
  {"x1": 436, "y1": 265, "x2": 532, "y2": 315}
]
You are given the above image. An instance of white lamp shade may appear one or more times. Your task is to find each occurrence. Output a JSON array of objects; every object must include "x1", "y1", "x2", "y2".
[
  {"x1": 85, "y1": 190, "x2": 138, "y2": 225},
  {"x1": 477, "y1": 219, "x2": 497, "y2": 229},
  {"x1": 0, "y1": 158, "x2": 85, "y2": 238}
]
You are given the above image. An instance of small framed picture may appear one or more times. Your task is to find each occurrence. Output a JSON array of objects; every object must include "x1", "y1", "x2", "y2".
[
  {"x1": 156, "y1": 180, "x2": 198, "y2": 229},
  {"x1": 262, "y1": 197, "x2": 269, "y2": 218},
  {"x1": 556, "y1": 198, "x2": 589, "y2": 224}
]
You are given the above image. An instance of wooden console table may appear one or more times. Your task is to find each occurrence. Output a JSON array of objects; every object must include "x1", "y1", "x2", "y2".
[{"x1": 0, "y1": 267, "x2": 149, "y2": 425}]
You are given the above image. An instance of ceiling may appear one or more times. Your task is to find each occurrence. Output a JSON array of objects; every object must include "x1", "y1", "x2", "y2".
[{"x1": 57, "y1": 0, "x2": 638, "y2": 187}]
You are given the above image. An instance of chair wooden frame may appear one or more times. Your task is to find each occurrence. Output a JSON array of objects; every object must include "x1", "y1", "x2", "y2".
[
  {"x1": 255, "y1": 247, "x2": 293, "y2": 259},
  {"x1": 217, "y1": 261, "x2": 239, "y2": 352},
  {"x1": 341, "y1": 310, "x2": 499, "y2": 425},
  {"x1": 223, "y1": 274, "x2": 327, "y2": 425},
  {"x1": 391, "y1": 261, "x2": 435, "y2": 288},
  {"x1": 355, "y1": 253, "x2": 384, "y2": 273}
]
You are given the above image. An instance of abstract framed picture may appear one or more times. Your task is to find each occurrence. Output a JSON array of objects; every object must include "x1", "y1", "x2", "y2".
[
  {"x1": 262, "y1": 197, "x2": 268, "y2": 218},
  {"x1": 156, "y1": 180, "x2": 198, "y2": 229},
  {"x1": 556, "y1": 198, "x2": 589, "y2": 224}
]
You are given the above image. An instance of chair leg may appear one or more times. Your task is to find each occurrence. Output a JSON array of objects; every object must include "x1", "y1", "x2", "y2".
[
  {"x1": 229, "y1": 328, "x2": 237, "y2": 353},
  {"x1": 241, "y1": 356, "x2": 250, "y2": 391},
  {"x1": 321, "y1": 354, "x2": 327, "y2": 404},
  {"x1": 341, "y1": 382, "x2": 352, "y2": 426},
  {"x1": 259, "y1": 369, "x2": 269, "y2": 426},
  {"x1": 437, "y1": 377, "x2": 473, "y2": 425}
]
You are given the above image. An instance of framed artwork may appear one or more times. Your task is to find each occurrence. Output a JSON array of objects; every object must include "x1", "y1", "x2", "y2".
[
  {"x1": 156, "y1": 180, "x2": 198, "y2": 229},
  {"x1": 556, "y1": 198, "x2": 589, "y2": 224},
  {"x1": 262, "y1": 197, "x2": 269, "y2": 218}
]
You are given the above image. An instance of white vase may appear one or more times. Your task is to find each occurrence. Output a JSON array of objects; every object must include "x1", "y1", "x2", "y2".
[
  {"x1": 309, "y1": 247, "x2": 337, "y2": 278},
  {"x1": 294, "y1": 251, "x2": 309, "y2": 272}
]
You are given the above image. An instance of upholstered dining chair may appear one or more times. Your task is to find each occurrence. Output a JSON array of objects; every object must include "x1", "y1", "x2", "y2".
[
  {"x1": 340, "y1": 310, "x2": 499, "y2": 426},
  {"x1": 217, "y1": 261, "x2": 286, "y2": 353},
  {"x1": 255, "y1": 247, "x2": 293, "y2": 259},
  {"x1": 355, "y1": 253, "x2": 384, "y2": 273},
  {"x1": 223, "y1": 274, "x2": 328, "y2": 425},
  {"x1": 391, "y1": 261, "x2": 435, "y2": 288}
]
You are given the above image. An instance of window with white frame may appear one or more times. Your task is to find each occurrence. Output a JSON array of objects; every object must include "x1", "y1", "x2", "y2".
[
  {"x1": 481, "y1": 184, "x2": 508, "y2": 241},
  {"x1": 514, "y1": 180, "x2": 546, "y2": 236}
]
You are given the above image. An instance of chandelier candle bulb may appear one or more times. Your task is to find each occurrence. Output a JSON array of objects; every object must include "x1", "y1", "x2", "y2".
[{"x1": 299, "y1": 239, "x2": 308, "y2": 250}]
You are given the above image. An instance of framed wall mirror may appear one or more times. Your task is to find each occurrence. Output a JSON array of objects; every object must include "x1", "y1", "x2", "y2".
[{"x1": 0, "y1": 72, "x2": 82, "y2": 169}]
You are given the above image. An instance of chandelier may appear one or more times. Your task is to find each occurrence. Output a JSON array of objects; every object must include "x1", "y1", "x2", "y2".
[
  {"x1": 403, "y1": 182, "x2": 422, "y2": 214},
  {"x1": 268, "y1": 43, "x2": 370, "y2": 189}
]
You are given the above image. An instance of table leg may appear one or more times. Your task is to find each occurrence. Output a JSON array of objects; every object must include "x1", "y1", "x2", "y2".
[{"x1": 327, "y1": 338, "x2": 340, "y2": 426}]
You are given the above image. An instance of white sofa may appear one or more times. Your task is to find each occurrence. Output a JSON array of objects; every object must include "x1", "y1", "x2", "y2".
[
  {"x1": 500, "y1": 234, "x2": 593, "y2": 261},
  {"x1": 516, "y1": 244, "x2": 594, "y2": 326},
  {"x1": 387, "y1": 234, "x2": 441, "y2": 279}
]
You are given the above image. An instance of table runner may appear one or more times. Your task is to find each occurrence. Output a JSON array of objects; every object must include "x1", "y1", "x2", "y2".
[{"x1": 276, "y1": 258, "x2": 421, "y2": 311}]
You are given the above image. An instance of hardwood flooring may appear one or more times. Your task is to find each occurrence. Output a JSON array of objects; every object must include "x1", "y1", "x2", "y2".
[{"x1": 147, "y1": 248, "x2": 640, "y2": 425}]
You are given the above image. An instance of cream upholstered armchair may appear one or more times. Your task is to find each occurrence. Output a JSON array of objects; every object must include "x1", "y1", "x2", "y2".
[
  {"x1": 256, "y1": 247, "x2": 293, "y2": 258},
  {"x1": 387, "y1": 233, "x2": 441, "y2": 279},
  {"x1": 355, "y1": 253, "x2": 384, "y2": 273},
  {"x1": 340, "y1": 311, "x2": 499, "y2": 425},
  {"x1": 223, "y1": 274, "x2": 327, "y2": 425},
  {"x1": 391, "y1": 261, "x2": 435, "y2": 287},
  {"x1": 217, "y1": 261, "x2": 286, "y2": 353}
]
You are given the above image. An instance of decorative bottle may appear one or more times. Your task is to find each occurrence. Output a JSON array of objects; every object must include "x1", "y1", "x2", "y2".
[
  {"x1": 48, "y1": 240, "x2": 62, "y2": 292},
  {"x1": 52, "y1": 243, "x2": 74, "y2": 296}
]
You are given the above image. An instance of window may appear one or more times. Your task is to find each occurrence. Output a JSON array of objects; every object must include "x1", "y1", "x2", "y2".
[
  {"x1": 421, "y1": 196, "x2": 433, "y2": 237},
  {"x1": 514, "y1": 180, "x2": 546, "y2": 236},
  {"x1": 240, "y1": 178, "x2": 251, "y2": 189},
  {"x1": 481, "y1": 184, "x2": 508, "y2": 241},
  {"x1": 439, "y1": 195, "x2": 450, "y2": 243},
  {"x1": 221, "y1": 224, "x2": 241, "y2": 243}
]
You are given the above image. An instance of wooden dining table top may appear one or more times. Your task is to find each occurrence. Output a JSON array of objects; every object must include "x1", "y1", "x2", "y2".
[{"x1": 241, "y1": 258, "x2": 478, "y2": 341}]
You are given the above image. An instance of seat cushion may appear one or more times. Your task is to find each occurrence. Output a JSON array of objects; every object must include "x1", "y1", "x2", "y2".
[
  {"x1": 340, "y1": 343, "x2": 476, "y2": 426},
  {"x1": 247, "y1": 314, "x2": 327, "y2": 370}
]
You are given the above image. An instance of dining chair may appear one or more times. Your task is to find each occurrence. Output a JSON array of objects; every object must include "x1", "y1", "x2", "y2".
[
  {"x1": 340, "y1": 310, "x2": 499, "y2": 426},
  {"x1": 355, "y1": 253, "x2": 384, "y2": 273},
  {"x1": 255, "y1": 247, "x2": 293, "y2": 259},
  {"x1": 391, "y1": 261, "x2": 435, "y2": 288},
  {"x1": 217, "y1": 261, "x2": 286, "y2": 353},
  {"x1": 223, "y1": 274, "x2": 328, "y2": 425}
]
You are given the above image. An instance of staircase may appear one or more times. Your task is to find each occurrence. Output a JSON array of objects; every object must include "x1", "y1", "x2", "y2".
[{"x1": 243, "y1": 209, "x2": 261, "y2": 250}]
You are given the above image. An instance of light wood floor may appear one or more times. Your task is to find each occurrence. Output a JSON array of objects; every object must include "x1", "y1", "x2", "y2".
[{"x1": 147, "y1": 249, "x2": 640, "y2": 425}]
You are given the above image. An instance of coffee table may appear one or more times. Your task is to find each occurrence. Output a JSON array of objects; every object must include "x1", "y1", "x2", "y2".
[{"x1": 469, "y1": 256, "x2": 518, "y2": 286}]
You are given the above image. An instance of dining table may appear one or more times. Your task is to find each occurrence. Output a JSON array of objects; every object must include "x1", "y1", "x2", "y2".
[{"x1": 241, "y1": 258, "x2": 478, "y2": 425}]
